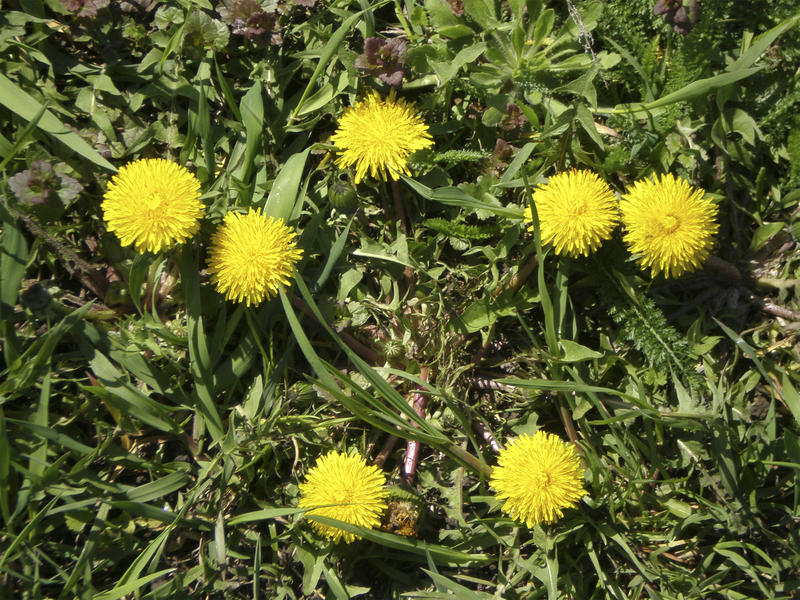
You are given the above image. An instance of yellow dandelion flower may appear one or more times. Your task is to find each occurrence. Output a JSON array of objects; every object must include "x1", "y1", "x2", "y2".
[
  {"x1": 523, "y1": 169, "x2": 619, "y2": 257},
  {"x1": 490, "y1": 431, "x2": 585, "y2": 528},
  {"x1": 206, "y1": 209, "x2": 302, "y2": 307},
  {"x1": 299, "y1": 450, "x2": 389, "y2": 543},
  {"x1": 620, "y1": 173, "x2": 719, "y2": 278},
  {"x1": 331, "y1": 90, "x2": 434, "y2": 184},
  {"x1": 102, "y1": 158, "x2": 204, "y2": 254}
]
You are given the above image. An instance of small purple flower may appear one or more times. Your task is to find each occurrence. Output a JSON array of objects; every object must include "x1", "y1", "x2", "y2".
[
  {"x1": 62, "y1": 0, "x2": 109, "y2": 18},
  {"x1": 217, "y1": 0, "x2": 282, "y2": 45},
  {"x1": 485, "y1": 138, "x2": 513, "y2": 177},
  {"x1": 448, "y1": 0, "x2": 465, "y2": 17},
  {"x1": 355, "y1": 37, "x2": 408, "y2": 88},
  {"x1": 8, "y1": 161, "x2": 82, "y2": 221},
  {"x1": 499, "y1": 103, "x2": 527, "y2": 133},
  {"x1": 653, "y1": 0, "x2": 698, "y2": 34}
]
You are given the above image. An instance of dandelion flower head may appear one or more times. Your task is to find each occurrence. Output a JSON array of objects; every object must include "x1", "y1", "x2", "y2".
[
  {"x1": 299, "y1": 450, "x2": 389, "y2": 543},
  {"x1": 102, "y1": 158, "x2": 204, "y2": 254},
  {"x1": 523, "y1": 169, "x2": 619, "y2": 257},
  {"x1": 620, "y1": 173, "x2": 718, "y2": 278},
  {"x1": 206, "y1": 209, "x2": 302, "y2": 307},
  {"x1": 490, "y1": 431, "x2": 585, "y2": 528},
  {"x1": 331, "y1": 90, "x2": 433, "y2": 184}
]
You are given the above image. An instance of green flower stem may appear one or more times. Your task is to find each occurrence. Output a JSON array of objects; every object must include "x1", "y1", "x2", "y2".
[
  {"x1": 446, "y1": 444, "x2": 493, "y2": 480},
  {"x1": 391, "y1": 178, "x2": 407, "y2": 236}
]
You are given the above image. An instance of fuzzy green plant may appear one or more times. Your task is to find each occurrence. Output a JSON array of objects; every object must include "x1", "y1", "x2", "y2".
[
  {"x1": 607, "y1": 293, "x2": 705, "y2": 393},
  {"x1": 422, "y1": 217, "x2": 501, "y2": 241}
]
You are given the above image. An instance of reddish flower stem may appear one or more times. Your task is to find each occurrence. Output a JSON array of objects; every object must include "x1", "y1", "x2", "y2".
[{"x1": 404, "y1": 366, "x2": 429, "y2": 485}]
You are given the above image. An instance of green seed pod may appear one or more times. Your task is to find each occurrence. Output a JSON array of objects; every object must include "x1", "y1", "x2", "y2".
[
  {"x1": 328, "y1": 179, "x2": 358, "y2": 213},
  {"x1": 383, "y1": 338, "x2": 404, "y2": 360}
]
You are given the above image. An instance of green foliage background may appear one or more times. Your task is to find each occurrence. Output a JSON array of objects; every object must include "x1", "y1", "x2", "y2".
[{"x1": 1, "y1": 0, "x2": 799, "y2": 598}]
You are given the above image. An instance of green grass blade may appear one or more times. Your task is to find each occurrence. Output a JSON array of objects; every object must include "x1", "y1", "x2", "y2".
[
  {"x1": 0, "y1": 73, "x2": 116, "y2": 171},
  {"x1": 307, "y1": 516, "x2": 490, "y2": 565},
  {"x1": 0, "y1": 204, "x2": 28, "y2": 366},
  {"x1": 179, "y1": 245, "x2": 225, "y2": 443},
  {"x1": 110, "y1": 461, "x2": 218, "y2": 593},
  {"x1": 401, "y1": 175, "x2": 524, "y2": 218},
  {"x1": 213, "y1": 53, "x2": 241, "y2": 121},
  {"x1": 0, "y1": 101, "x2": 47, "y2": 172},
  {"x1": 313, "y1": 215, "x2": 353, "y2": 292},
  {"x1": 609, "y1": 68, "x2": 761, "y2": 115},
  {"x1": 87, "y1": 350, "x2": 181, "y2": 433},
  {"x1": 253, "y1": 534, "x2": 262, "y2": 600},
  {"x1": 1, "y1": 302, "x2": 94, "y2": 396},
  {"x1": 227, "y1": 507, "x2": 307, "y2": 526},
  {"x1": 423, "y1": 569, "x2": 488, "y2": 599},
  {"x1": 278, "y1": 287, "x2": 338, "y2": 391},
  {"x1": 5, "y1": 419, "x2": 93, "y2": 455},
  {"x1": 729, "y1": 13, "x2": 800, "y2": 71},
  {"x1": 123, "y1": 472, "x2": 190, "y2": 504},
  {"x1": 780, "y1": 373, "x2": 800, "y2": 426},
  {"x1": 290, "y1": 5, "x2": 385, "y2": 120},
  {"x1": 523, "y1": 172, "x2": 558, "y2": 354},
  {"x1": 0, "y1": 409, "x2": 9, "y2": 526},
  {"x1": 59, "y1": 503, "x2": 110, "y2": 598},
  {"x1": 0, "y1": 495, "x2": 60, "y2": 571},
  {"x1": 496, "y1": 378, "x2": 652, "y2": 410},
  {"x1": 7, "y1": 373, "x2": 51, "y2": 526},
  {"x1": 92, "y1": 569, "x2": 176, "y2": 600}
]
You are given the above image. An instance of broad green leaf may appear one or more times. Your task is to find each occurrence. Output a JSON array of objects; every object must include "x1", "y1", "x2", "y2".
[
  {"x1": 263, "y1": 148, "x2": 311, "y2": 224},
  {"x1": 294, "y1": 83, "x2": 335, "y2": 117},
  {"x1": 533, "y1": 8, "x2": 555, "y2": 49},
  {"x1": 237, "y1": 82, "x2": 264, "y2": 190},
  {"x1": 575, "y1": 102, "x2": 603, "y2": 147},
  {"x1": 461, "y1": 0, "x2": 496, "y2": 29},
  {"x1": 424, "y1": 0, "x2": 474, "y2": 39},
  {"x1": 559, "y1": 340, "x2": 603, "y2": 362},
  {"x1": 750, "y1": 222, "x2": 783, "y2": 250},
  {"x1": 454, "y1": 289, "x2": 539, "y2": 334},
  {"x1": 559, "y1": 67, "x2": 599, "y2": 109},
  {"x1": 428, "y1": 43, "x2": 486, "y2": 86}
]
